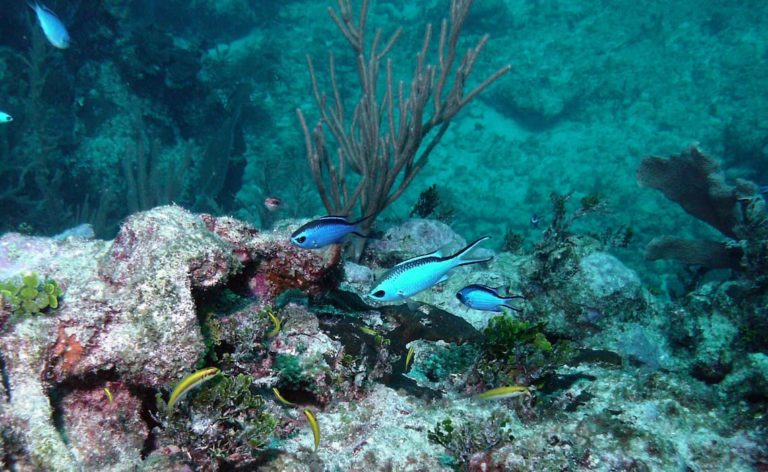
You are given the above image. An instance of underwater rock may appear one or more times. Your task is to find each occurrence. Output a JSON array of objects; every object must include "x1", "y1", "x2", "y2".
[
  {"x1": 273, "y1": 383, "x2": 448, "y2": 470},
  {"x1": 201, "y1": 215, "x2": 343, "y2": 304},
  {"x1": 613, "y1": 323, "x2": 670, "y2": 370},
  {"x1": 363, "y1": 218, "x2": 473, "y2": 267},
  {"x1": 566, "y1": 251, "x2": 645, "y2": 328},
  {"x1": 100, "y1": 205, "x2": 239, "y2": 290},
  {"x1": 490, "y1": 68, "x2": 588, "y2": 131},
  {"x1": 721, "y1": 352, "x2": 768, "y2": 405},
  {"x1": 0, "y1": 206, "x2": 231, "y2": 469},
  {"x1": 269, "y1": 303, "x2": 344, "y2": 406},
  {"x1": 0, "y1": 206, "x2": 344, "y2": 470},
  {"x1": 574, "y1": 252, "x2": 642, "y2": 304},
  {"x1": 339, "y1": 261, "x2": 374, "y2": 295},
  {"x1": 53, "y1": 223, "x2": 95, "y2": 241}
]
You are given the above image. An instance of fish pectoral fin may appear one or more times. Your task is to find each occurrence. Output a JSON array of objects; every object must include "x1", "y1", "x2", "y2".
[
  {"x1": 398, "y1": 291, "x2": 420, "y2": 311},
  {"x1": 405, "y1": 298, "x2": 421, "y2": 311},
  {"x1": 436, "y1": 274, "x2": 450, "y2": 284}
]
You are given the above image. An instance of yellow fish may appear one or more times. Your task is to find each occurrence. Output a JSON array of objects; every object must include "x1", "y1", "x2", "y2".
[
  {"x1": 272, "y1": 387, "x2": 295, "y2": 406},
  {"x1": 358, "y1": 326, "x2": 378, "y2": 336},
  {"x1": 265, "y1": 309, "x2": 281, "y2": 338},
  {"x1": 303, "y1": 408, "x2": 320, "y2": 451},
  {"x1": 476, "y1": 385, "x2": 530, "y2": 401},
  {"x1": 404, "y1": 345, "x2": 416, "y2": 371},
  {"x1": 167, "y1": 367, "x2": 220, "y2": 414}
]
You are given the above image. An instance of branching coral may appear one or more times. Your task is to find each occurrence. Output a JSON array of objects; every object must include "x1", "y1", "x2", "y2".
[{"x1": 297, "y1": 0, "x2": 510, "y2": 230}]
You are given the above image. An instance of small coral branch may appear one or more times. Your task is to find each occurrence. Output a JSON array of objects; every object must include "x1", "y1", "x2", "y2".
[{"x1": 297, "y1": 0, "x2": 510, "y2": 229}]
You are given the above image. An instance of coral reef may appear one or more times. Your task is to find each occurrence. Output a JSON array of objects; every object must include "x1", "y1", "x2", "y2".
[
  {"x1": 1, "y1": 0, "x2": 768, "y2": 469},
  {"x1": 153, "y1": 373, "x2": 277, "y2": 470},
  {"x1": 0, "y1": 206, "x2": 341, "y2": 470},
  {"x1": 59, "y1": 381, "x2": 147, "y2": 470}
]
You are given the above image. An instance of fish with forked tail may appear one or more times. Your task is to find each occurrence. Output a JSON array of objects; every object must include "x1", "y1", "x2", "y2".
[
  {"x1": 290, "y1": 215, "x2": 371, "y2": 249},
  {"x1": 367, "y1": 236, "x2": 492, "y2": 303},
  {"x1": 456, "y1": 284, "x2": 524, "y2": 312},
  {"x1": 28, "y1": 2, "x2": 70, "y2": 49}
]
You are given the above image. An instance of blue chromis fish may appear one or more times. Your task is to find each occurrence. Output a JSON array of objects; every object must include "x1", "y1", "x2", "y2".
[
  {"x1": 29, "y1": 2, "x2": 70, "y2": 49},
  {"x1": 290, "y1": 215, "x2": 368, "y2": 249},
  {"x1": 456, "y1": 284, "x2": 524, "y2": 312},
  {"x1": 0, "y1": 112, "x2": 12, "y2": 123},
  {"x1": 367, "y1": 236, "x2": 492, "y2": 303}
]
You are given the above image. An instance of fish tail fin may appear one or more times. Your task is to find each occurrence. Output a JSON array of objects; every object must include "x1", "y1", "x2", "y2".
[
  {"x1": 453, "y1": 236, "x2": 492, "y2": 267},
  {"x1": 501, "y1": 303, "x2": 522, "y2": 312},
  {"x1": 347, "y1": 213, "x2": 378, "y2": 238},
  {"x1": 501, "y1": 293, "x2": 525, "y2": 311},
  {"x1": 350, "y1": 212, "x2": 377, "y2": 226}
]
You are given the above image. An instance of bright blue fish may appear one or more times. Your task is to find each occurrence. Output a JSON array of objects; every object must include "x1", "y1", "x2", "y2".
[
  {"x1": 367, "y1": 237, "x2": 492, "y2": 303},
  {"x1": 29, "y1": 2, "x2": 70, "y2": 49},
  {"x1": 456, "y1": 284, "x2": 523, "y2": 312},
  {"x1": 0, "y1": 111, "x2": 11, "y2": 123},
  {"x1": 290, "y1": 215, "x2": 368, "y2": 249}
]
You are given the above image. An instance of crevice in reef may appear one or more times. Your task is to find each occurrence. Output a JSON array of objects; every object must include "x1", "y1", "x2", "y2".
[
  {"x1": 0, "y1": 354, "x2": 11, "y2": 401},
  {"x1": 135, "y1": 385, "x2": 162, "y2": 460},
  {"x1": 48, "y1": 369, "x2": 123, "y2": 446}
]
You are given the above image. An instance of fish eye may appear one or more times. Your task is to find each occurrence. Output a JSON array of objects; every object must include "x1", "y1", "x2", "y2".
[
  {"x1": 372, "y1": 290, "x2": 385, "y2": 298},
  {"x1": 296, "y1": 236, "x2": 306, "y2": 243}
]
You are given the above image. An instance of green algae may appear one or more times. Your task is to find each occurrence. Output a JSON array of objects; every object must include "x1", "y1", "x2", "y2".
[
  {"x1": 155, "y1": 373, "x2": 277, "y2": 469},
  {"x1": 0, "y1": 272, "x2": 64, "y2": 318},
  {"x1": 428, "y1": 411, "x2": 515, "y2": 471}
]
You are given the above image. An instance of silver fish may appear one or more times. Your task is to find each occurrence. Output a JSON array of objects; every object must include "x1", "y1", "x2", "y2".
[
  {"x1": 367, "y1": 236, "x2": 492, "y2": 303},
  {"x1": 29, "y1": 2, "x2": 70, "y2": 49}
]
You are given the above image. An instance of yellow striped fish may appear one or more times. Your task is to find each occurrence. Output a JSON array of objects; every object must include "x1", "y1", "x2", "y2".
[
  {"x1": 476, "y1": 385, "x2": 530, "y2": 401},
  {"x1": 167, "y1": 367, "x2": 220, "y2": 414},
  {"x1": 303, "y1": 408, "x2": 320, "y2": 451}
]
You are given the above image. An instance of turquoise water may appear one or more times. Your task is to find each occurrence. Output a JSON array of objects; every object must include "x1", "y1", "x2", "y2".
[{"x1": 0, "y1": 1, "x2": 766, "y2": 470}]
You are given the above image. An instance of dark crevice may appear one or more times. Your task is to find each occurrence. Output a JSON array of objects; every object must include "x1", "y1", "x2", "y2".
[
  {"x1": 133, "y1": 385, "x2": 162, "y2": 459},
  {"x1": 0, "y1": 354, "x2": 11, "y2": 401},
  {"x1": 48, "y1": 369, "x2": 123, "y2": 446}
]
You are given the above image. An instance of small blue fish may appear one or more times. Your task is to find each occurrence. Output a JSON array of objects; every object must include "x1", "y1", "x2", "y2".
[
  {"x1": 0, "y1": 111, "x2": 11, "y2": 123},
  {"x1": 29, "y1": 2, "x2": 70, "y2": 49},
  {"x1": 456, "y1": 284, "x2": 523, "y2": 312},
  {"x1": 290, "y1": 215, "x2": 368, "y2": 249},
  {"x1": 367, "y1": 237, "x2": 492, "y2": 303}
]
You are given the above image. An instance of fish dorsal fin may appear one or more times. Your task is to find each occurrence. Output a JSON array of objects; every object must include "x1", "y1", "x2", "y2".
[
  {"x1": 492, "y1": 285, "x2": 509, "y2": 296},
  {"x1": 319, "y1": 215, "x2": 350, "y2": 223},
  {"x1": 32, "y1": 2, "x2": 59, "y2": 19},
  {"x1": 451, "y1": 236, "x2": 492, "y2": 266},
  {"x1": 393, "y1": 246, "x2": 444, "y2": 267}
]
